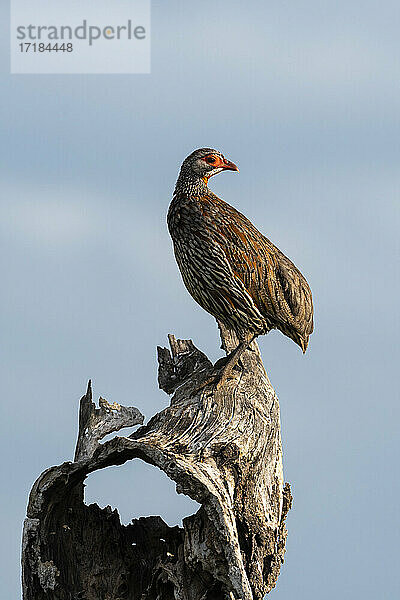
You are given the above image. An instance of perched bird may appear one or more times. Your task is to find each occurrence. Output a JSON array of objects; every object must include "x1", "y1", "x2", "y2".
[{"x1": 168, "y1": 148, "x2": 313, "y2": 379}]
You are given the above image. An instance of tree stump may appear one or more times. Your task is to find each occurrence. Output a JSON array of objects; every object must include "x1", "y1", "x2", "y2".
[{"x1": 22, "y1": 325, "x2": 292, "y2": 600}]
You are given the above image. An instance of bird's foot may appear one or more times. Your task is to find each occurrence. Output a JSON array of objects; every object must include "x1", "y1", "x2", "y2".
[
  {"x1": 189, "y1": 337, "x2": 256, "y2": 397},
  {"x1": 213, "y1": 354, "x2": 230, "y2": 371},
  {"x1": 189, "y1": 358, "x2": 237, "y2": 397},
  {"x1": 211, "y1": 364, "x2": 237, "y2": 389}
]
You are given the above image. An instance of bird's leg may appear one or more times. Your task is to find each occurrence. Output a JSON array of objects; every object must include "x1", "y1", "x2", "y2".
[
  {"x1": 189, "y1": 334, "x2": 256, "y2": 396},
  {"x1": 212, "y1": 333, "x2": 257, "y2": 387}
]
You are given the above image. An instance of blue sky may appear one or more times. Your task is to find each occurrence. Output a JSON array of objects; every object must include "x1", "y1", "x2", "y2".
[{"x1": 1, "y1": 1, "x2": 399, "y2": 598}]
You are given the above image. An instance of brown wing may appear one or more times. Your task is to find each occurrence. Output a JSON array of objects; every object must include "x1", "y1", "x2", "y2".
[{"x1": 211, "y1": 199, "x2": 314, "y2": 351}]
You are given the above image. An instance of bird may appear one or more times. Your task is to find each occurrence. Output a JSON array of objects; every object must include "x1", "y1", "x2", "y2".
[{"x1": 167, "y1": 148, "x2": 313, "y2": 382}]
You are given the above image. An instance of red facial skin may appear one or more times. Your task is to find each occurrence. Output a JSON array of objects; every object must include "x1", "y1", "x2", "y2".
[{"x1": 202, "y1": 154, "x2": 239, "y2": 172}]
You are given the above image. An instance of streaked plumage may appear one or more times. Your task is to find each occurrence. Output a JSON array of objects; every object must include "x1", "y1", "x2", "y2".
[{"x1": 168, "y1": 148, "x2": 313, "y2": 354}]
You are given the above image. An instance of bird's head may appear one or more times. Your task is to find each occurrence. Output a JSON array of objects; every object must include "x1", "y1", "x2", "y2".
[{"x1": 179, "y1": 148, "x2": 239, "y2": 183}]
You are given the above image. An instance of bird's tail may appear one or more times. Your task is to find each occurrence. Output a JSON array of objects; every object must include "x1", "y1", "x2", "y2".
[{"x1": 299, "y1": 335, "x2": 309, "y2": 354}]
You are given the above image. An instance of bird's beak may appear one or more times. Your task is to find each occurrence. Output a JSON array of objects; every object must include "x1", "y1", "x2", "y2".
[{"x1": 222, "y1": 158, "x2": 239, "y2": 172}]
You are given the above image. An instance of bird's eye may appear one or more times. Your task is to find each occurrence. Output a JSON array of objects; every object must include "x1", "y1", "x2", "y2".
[{"x1": 205, "y1": 156, "x2": 216, "y2": 164}]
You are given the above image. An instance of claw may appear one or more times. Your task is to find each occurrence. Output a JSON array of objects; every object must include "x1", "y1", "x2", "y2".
[{"x1": 190, "y1": 336, "x2": 256, "y2": 396}]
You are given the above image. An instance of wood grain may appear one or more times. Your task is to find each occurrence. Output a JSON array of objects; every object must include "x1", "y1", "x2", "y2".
[{"x1": 22, "y1": 326, "x2": 292, "y2": 600}]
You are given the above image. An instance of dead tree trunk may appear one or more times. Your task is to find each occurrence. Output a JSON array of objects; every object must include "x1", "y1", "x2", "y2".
[{"x1": 22, "y1": 325, "x2": 292, "y2": 600}]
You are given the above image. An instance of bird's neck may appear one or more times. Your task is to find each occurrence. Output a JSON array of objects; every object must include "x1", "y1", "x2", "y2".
[{"x1": 174, "y1": 172, "x2": 208, "y2": 197}]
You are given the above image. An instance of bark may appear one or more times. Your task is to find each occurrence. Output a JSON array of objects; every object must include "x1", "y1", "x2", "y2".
[{"x1": 22, "y1": 325, "x2": 292, "y2": 600}]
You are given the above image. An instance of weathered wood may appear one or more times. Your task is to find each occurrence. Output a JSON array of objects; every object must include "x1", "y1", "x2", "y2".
[
  {"x1": 22, "y1": 327, "x2": 292, "y2": 600},
  {"x1": 74, "y1": 381, "x2": 145, "y2": 461}
]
